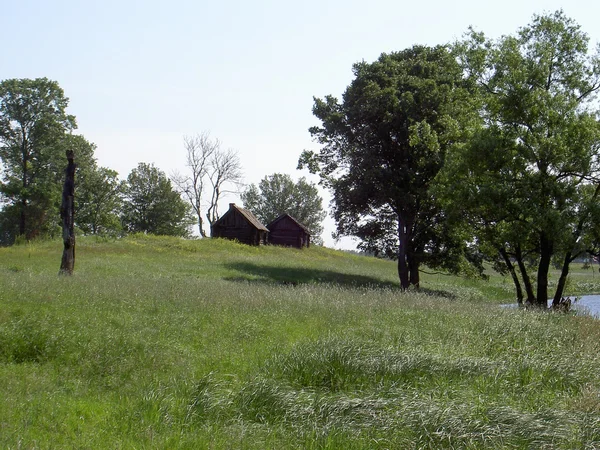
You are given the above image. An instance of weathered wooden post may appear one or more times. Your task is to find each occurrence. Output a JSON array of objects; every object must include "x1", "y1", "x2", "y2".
[{"x1": 59, "y1": 149, "x2": 76, "y2": 275}]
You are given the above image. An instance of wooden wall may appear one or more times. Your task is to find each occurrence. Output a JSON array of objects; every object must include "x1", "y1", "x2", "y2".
[
  {"x1": 268, "y1": 215, "x2": 310, "y2": 248},
  {"x1": 212, "y1": 209, "x2": 267, "y2": 245}
]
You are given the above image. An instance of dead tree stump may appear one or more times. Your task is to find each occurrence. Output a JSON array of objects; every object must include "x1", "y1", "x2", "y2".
[{"x1": 59, "y1": 150, "x2": 76, "y2": 275}]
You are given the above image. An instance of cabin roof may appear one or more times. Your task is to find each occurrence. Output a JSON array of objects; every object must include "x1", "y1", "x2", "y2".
[
  {"x1": 267, "y1": 213, "x2": 311, "y2": 234},
  {"x1": 214, "y1": 203, "x2": 268, "y2": 231}
]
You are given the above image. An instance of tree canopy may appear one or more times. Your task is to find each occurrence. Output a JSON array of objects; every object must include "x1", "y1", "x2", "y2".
[
  {"x1": 0, "y1": 78, "x2": 76, "y2": 242},
  {"x1": 122, "y1": 163, "x2": 193, "y2": 237},
  {"x1": 445, "y1": 10, "x2": 600, "y2": 306},
  {"x1": 299, "y1": 45, "x2": 476, "y2": 287},
  {"x1": 77, "y1": 165, "x2": 123, "y2": 236},
  {"x1": 0, "y1": 78, "x2": 102, "y2": 244}
]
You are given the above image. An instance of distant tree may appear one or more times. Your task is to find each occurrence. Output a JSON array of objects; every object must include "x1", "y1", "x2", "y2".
[
  {"x1": 77, "y1": 165, "x2": 123, "y2": 236},
  {"x1": 122, "y1": 163, "x2": 193, "y2": 237},
  {"x1": 299, "y1": 45, "x2": 477, "y2": 288},
  {"x1": 205, "y1": 147, "x2": 243, "y2": 229},
  {"x1": 447, "y1": 11, "x2": 600, "y2": 307},
  {"x1": 0, "y1": 78, "x2": 77, "y2": 242},
  {"x1": 172, "y1": 133, "x2": 216, "y2": 237},
  {"x1": 172, "y1": 132, "x2": 243, "y2": 237},
  {"x1": 241, "y1": 173, "x2": 326, "y2": 244}
]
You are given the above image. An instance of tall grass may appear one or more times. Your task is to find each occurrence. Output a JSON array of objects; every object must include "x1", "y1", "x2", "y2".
[{"x1": 1, "y1": 235, "x2": 600, "y2": 448}]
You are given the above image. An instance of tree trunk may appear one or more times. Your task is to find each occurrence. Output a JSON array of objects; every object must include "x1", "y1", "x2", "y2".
[
  {"x1": 198, "y1": 216, "x2": 206, "y2": 238},
  {"x1": 20, "y1": 135, "x2": 28, "y2": 237},
  {"x1": 535, "y1": 233, "x2": 553, "y2": 308},
  {"x1": 499, "y1": 247, "x2": 523, "y2": 305},
  {"x1": 408, "y1": 243, "x2": 420, "y2": 288},
  {"x1": 515, "y1": 245, "x2": 535, "y2": 303},
  {"x1": 551, "y1": 186, "x2": 597, "y2": 306},
  {"x1": 59, "y1": 150, "x2": 76, "y2": 275},
  {"x1": 408, "y1": 258, "x2": 420, "y2": 288},
  {"x1": 397, "y1": 214, "x2": 410, "y2": 290},
  {"x1": 19, "y1": 199, "x2": 27, "y2": 237},
  {"x1": 552, "y1": 251, "x2": 573, "y2": 307}
]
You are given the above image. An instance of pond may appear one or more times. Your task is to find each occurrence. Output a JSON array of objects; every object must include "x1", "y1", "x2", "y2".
[
  {"x1": 504, "y1": 295, "x2": 600, "y2": 317},
  {"x1": 568, "y1": 295, "x2": 600, "y2": 317}
]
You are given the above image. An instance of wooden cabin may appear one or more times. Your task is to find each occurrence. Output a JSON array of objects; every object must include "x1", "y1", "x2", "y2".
[
  {"x1": 267, "y1": 213, "x2": 311, "y2": 248},
  {"x1": 211, "y1": 203, "x2": 268, "y2": 245}
]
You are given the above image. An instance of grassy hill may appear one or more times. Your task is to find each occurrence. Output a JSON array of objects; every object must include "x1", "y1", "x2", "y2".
[{"x1": 1, "y1": 235, "x2": 600, "y2": 448}]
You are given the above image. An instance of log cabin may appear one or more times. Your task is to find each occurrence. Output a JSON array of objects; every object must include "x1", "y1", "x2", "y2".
[
  {"x1": 267, "y1": 213, "x2": 311, "y2": 248},
  {"x1": 211, "y1": 203, "x2": 268, "y2": 245}
]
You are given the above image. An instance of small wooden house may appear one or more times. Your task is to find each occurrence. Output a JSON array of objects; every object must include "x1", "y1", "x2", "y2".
[
  {"x1": 211, "y1": 203, "x2": 268, "y2": 245},
  {"x1": 267, "y1": 213, "x2": 311, "y2": 248}
]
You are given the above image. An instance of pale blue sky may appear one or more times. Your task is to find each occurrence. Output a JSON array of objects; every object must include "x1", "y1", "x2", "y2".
[{"x1": 2, "y1": 0, "x2": 598, "y2": 247}]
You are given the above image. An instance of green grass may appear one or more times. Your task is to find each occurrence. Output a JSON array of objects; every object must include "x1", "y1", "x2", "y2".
[{"x1": 1, "y1": 235, "x2": 600, "y2": 448}]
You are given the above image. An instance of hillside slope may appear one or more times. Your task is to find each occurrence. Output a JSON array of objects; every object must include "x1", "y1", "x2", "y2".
[{"x1": 1, "y1": 236, "x2": 600, "y2": 448}]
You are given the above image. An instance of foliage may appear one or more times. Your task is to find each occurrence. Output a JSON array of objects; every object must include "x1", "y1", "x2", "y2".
[
  {"x1": 299, "y1": 45, "x2": 477, "y2": 287},
  {"x1": 447, "y1": 10, "x2": 600, "y2": 306},
  {"x1": 241, "y1": 173, "x2": 326, "y2": 243},
  {"x1": 77, "y1": 165, "x2": 123, "y2": 236},
  {"x1": 0, "y1": 78, "x2": 76, "y2": 243},
  {"x1": 122, "y1": 163, "x2": 193, "y2": 237}
]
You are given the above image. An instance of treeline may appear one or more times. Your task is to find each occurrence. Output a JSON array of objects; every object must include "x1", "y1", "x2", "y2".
[
  {"x1": 300, "y1": 10, "x2": 600, "y2": 306},
  {"x1": 0, "y1": 78, "x2": 196, "y2": 244},
  {"x1": 0, "y1": 80, "x2": 327, "y2": 246}
]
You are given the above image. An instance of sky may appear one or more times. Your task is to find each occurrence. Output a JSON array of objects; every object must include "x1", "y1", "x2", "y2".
[{"x1": 2, "y1": 0, "x2": 599, "y2": 248}]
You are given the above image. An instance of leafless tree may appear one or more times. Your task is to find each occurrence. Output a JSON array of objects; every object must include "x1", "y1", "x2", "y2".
[
  {"x1": 206, "y1": 147, "x2": 243, "y2": 230},
  {"x1": 172, "y1": 132, "x2": 243, "y2": 237},
  {"x1": 171, "y1": 132, "x2": 218, "y2": 237}
]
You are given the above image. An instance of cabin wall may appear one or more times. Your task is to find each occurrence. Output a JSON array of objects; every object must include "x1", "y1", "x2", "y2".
[
  {"x1": 268, "y1": 216, "x2": 310, "y2": 248},
  {"x1": 212, "y1": 210, "x2": 267, "y2": 245}
]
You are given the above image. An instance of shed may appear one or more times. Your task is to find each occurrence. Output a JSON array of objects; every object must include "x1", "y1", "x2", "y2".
[
  {"x1": 211, "y1": 203, "x2": 269, "y2": 245},
  {"x1": 267, "y1": 213, "x2": 311, "y2": 248}
]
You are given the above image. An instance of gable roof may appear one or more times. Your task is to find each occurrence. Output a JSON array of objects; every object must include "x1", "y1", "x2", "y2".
[
  {"x1": 214, "y1": 203, "x2": 268, "y2": 231},
  {"x1": 267, "y1": 213, "x2": 311, "y2": 234}
]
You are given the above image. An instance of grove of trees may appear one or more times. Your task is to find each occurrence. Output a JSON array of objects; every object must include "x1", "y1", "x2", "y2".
[
  {"x1": 0, "y1": 79, "x2": 208, "y2": 243},
  {"x1": 301, "y1": 10, "x2": 600, "y2": 303},
  {"x1": 0, "y1": 78, "x2": 101, "y2": 244},
  {"x1": 445, "y1": 11, "x2": 600, "y2": 307}
]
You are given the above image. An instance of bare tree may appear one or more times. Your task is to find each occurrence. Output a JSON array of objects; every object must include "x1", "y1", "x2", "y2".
[
  {"x1": 172, "y1": 132, "x2": 243, "y2": 237},
  {"x1": 206, "y1": 148, "x2": 243, "y2": 230},
  {"x1": 171, "y1": 132, "x2": 218, "y2": 237}
]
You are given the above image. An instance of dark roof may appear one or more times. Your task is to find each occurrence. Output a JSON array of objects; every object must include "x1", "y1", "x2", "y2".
[
  {"x1": 236, "y1": 205, "x2": 269, "y2": 231},
  {"x1": 267, "y1": 213, "x2": 311, "y2": 234},
  {"x1": 214, "y1": 203, "x2": 268, "y2": 231}
]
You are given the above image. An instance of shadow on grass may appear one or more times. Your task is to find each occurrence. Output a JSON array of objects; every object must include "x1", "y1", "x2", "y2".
[{"x1": 223, "y1": 262, "x2": 400, "y2": 290}]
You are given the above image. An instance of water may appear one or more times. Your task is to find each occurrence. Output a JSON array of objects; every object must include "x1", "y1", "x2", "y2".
[
  {"x1": 570, "y1": 295, "x2": 600, "y2": 317},
  {"x1": 503, "y1": 295, "x2": 600, "y2": 317}
]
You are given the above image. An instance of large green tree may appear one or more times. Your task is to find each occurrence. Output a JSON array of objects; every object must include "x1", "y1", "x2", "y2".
[
  {"x1": 77, "y1": 165, "x2": 123, "y2": 236},
  {"x1": 299, "y1": 45, "x2": 476, "y2": 288},
  {"x1": 122, "y1": 163, "x2": 193, "y2": 237},
  {"x1": 0, "y1": 78, "x2": 77, "y2": 242},
  {"x1": 447, "y1": 11, "x2": 600, "y2": 307},
  {"x1": 241, "y1": 173, "x2": 326, "y2": 243}
]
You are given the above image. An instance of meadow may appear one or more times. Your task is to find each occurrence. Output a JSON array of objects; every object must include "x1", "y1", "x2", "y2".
[{"x1": 2, "y1": 235, "x2": 600, "y2": 448}]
